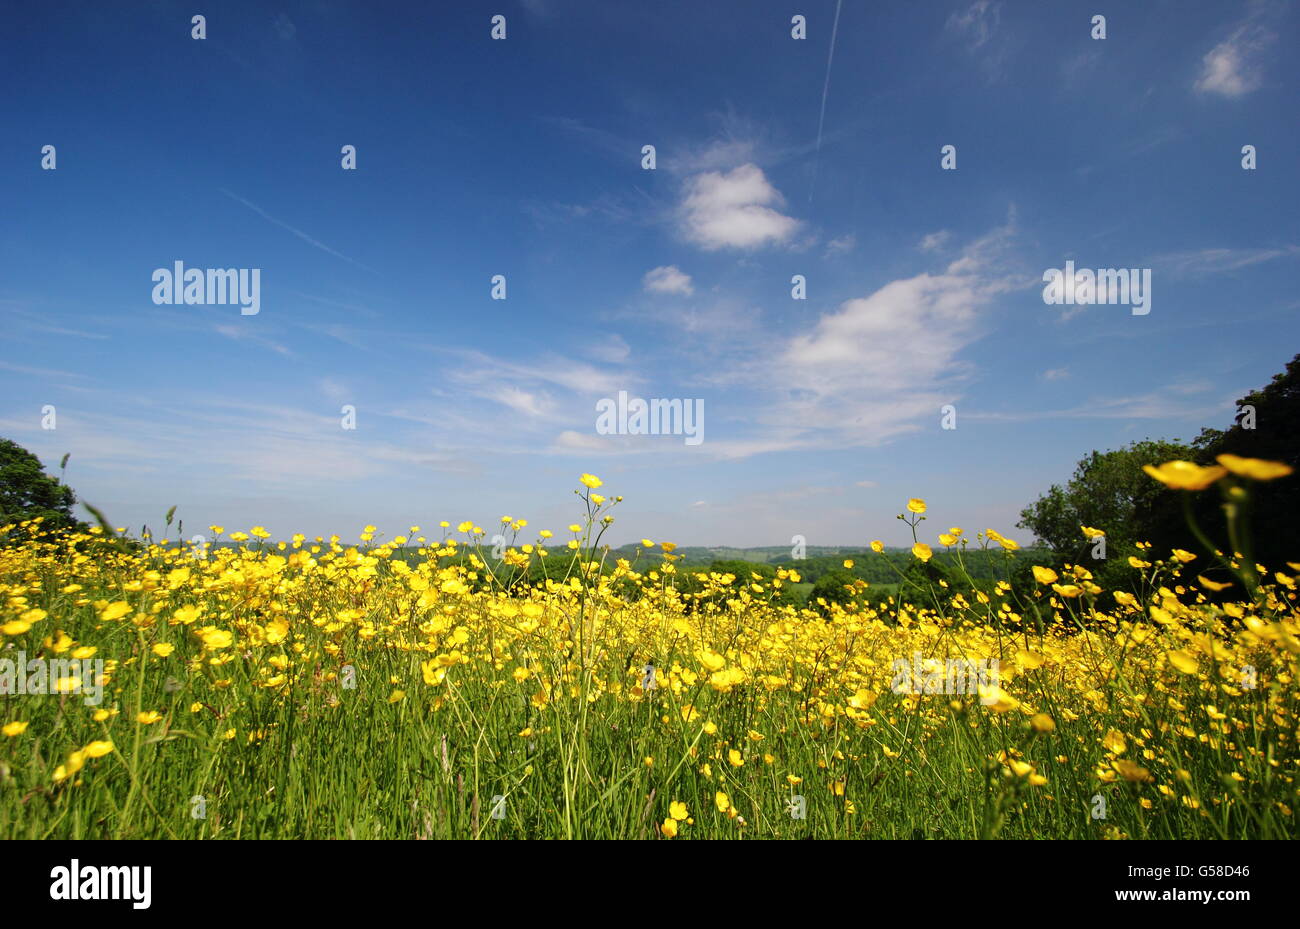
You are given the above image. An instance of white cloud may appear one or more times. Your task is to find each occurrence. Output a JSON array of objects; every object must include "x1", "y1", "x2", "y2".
[
  {"x1": 318, "y1": 378, "x2": 350, "y2": 401},
  {"x1": 1152, "y1": 246, "x2": 1299, "y2": 278},
  {"x1": 0, "y1": 361, "x2": 90, "y2": 380},
  {"x1": 1042, "y1": 367, "x2": 1070, "y2": 381},
  {"x1": 964, "y1": 393, "x2": 1230, "y2": 424},
  {"x1": 552, "y1": 429, "x2": 603, "y2": 450},
  {"x1": 946, "y1": 1, "x2": 1000, "y2": 50},
  {"x1": 765, "y1": 221, "x2": 1018, "y2": 449},
  {"x1": 586, "y1": 333, "x2": 631, "y2": 364},
  {"x1": 825, "y1": 235, "x2": 855, "y2": 257},
  {"x1": 493, "y1": 386, "x2": 553, "y2": 418},
  {"x1": 214, "y1": 324, "x2": 293, "y2": 357},
  {"x1": 679, "y1": 164, "x2": 801, "y2": 250},
  {"x1": 945, "y1": 1, "x2": 1009, "y2": 82},
  {"x1": 643, "y1": 265, "x2": 694, "y2": 296},
  {"x1": 446, "y1": 349, "x2": 627, "y2": 396},
  {"x1": 1194, "y1": 22, "x2": 1274, "y2": 98},
  {"x1": 918, "y1": 230, "x2": 951, "y2": 252},
  {"x1": 551, "y1": 429, "x2": 654, "y2": 455}
]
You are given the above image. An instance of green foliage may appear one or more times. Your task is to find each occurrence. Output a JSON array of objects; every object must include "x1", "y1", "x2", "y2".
[
  {"x1": 1017, "y1": 438, "x2": 1193, "y2": 555},
  {"x1": 1186, "y1": 352, "x2": 1300, "y2": 573},
  {"x1": 1019, "y1": 354, "x2": 1300, "y2": 593},
  {"x1": 0, "y1": 438, "x2": 82, "y2": 537},
  {"x1": 808, "y1": 569, "x2": 863, "y2": 613},
  {"x1": 1017, "y1": 438, "x2": 1194, "y2": 594}
]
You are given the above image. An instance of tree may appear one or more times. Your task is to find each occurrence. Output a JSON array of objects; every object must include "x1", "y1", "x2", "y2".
[
  {"x1": 1017, "y1": 438, "x2": 1194, "y2": 593},
  {"x1": 809, "y1": 569, "x2": 862, "y2": 614},
  {"x1": 1018, "y1": 438, "x2": 1194, "y2": 555},
  {"x1": 1018, "y1": 355, "x2": 1300, "y2": 591},
  {"x1": 0, "y1": 438, "x2": 81, "y2": 534},
  {"x1": 1184, "y1": 353, "x2": 1300, "y2": 572}
]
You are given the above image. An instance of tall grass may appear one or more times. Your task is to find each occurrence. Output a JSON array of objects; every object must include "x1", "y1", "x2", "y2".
[{"x1": 0, "y1": 474, "x2": 1295, "y2": 839}]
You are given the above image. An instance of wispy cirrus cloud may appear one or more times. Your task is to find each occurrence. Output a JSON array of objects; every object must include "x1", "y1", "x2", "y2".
[
  {"x1": 654, "y1": 215, "x2": 1025, "y2": 461},
  {"x1": 946, "y1": 0, "x2": 1000, "y2": 49},
  {"x1": 945, "y1": 0, "x2": 1009, "y2": 81},
  {"x1": 963, "y1": 391, "x2": 1231, "y2": 424},
  {"x1": 214, "y1": 324, "x2": 294, "y2": 357},
  {"x1": 1193, "y1": 16, "x2": 1277, "y2": 98},
  {"x1": 1151, "y1": 246, "x2": 1299, "y2": 278},
  {"x1": 0, "y1": 361, "x2": 90, "y2": 380}
]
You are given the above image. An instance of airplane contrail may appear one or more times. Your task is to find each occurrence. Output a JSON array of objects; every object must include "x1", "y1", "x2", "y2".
[
  {"x1": 220, "y1": 188, "x2": 377, "y2": 273},
  {"x1": 810, "y1": 0, "x2": 843, "y2": 204}
]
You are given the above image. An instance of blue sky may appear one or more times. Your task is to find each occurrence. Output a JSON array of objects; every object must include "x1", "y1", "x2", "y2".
[{"x1": 2, "y1": 0, "x2": 1297, "y2": 548}]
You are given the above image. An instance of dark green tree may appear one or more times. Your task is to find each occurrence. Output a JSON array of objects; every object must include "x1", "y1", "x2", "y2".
[
  {"x1": 1017, "y1": 438, "x2": 1195, "y2": 554},
  {"x1": 0, "y1": 438, "x2": 82, "y2": 534},
  {"x1": 1017, "y1": 438, "x2": 1194, "y2": 592},
  {"x1": 1181, "y1": 353, "x2": 1300, "y2": 573}
]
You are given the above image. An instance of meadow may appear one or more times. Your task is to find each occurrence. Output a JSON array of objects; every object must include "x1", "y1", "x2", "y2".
[{"x1": 0, "y1": 468, "x2": 1296, "y2": 840}]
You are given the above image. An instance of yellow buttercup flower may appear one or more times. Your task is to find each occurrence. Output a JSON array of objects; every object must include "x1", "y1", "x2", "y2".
[
  {"x1": 197, "y1": 627, "x2": 233, "y2": 650},
  {"x1": 99, "y1": 602, "x2": 131, "y2": 622},
  {"x1": 580, "y1": 473, "x2": 603, "y2": 489},
  {"x1": 1032, "y1": 566, "x2": 1058, "y2": 585},
  {"x1": 980, "y1": 685, "x2": 1019, "y2": 713},
  {"x1": 1113, "y1": 759, "x2": 1153, "y2": 783},
  {"x1": 1197, "y1": 575, "x2": 1232, "y2": 592},
  {"x1": 0, "y1": 459, "x2": 1293, "y2": 840},
  {"x1": 698, "y1": 649, "x2": 726, "y2": 672},
  {"x1": 1142, "y1": 460, "x2": 1227, "y2": 491},
  {"x1": 1215, "y1": 454, "x2": 1293, "y2": 481},
  {"x1": 906, "y1": 498, "x2": 927, "y2": 514}
]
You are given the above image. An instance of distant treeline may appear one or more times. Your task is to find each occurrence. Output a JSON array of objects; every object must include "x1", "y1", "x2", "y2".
[{"x1": 381, "y1": 542, "x2": 1054, "y2": 616}]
